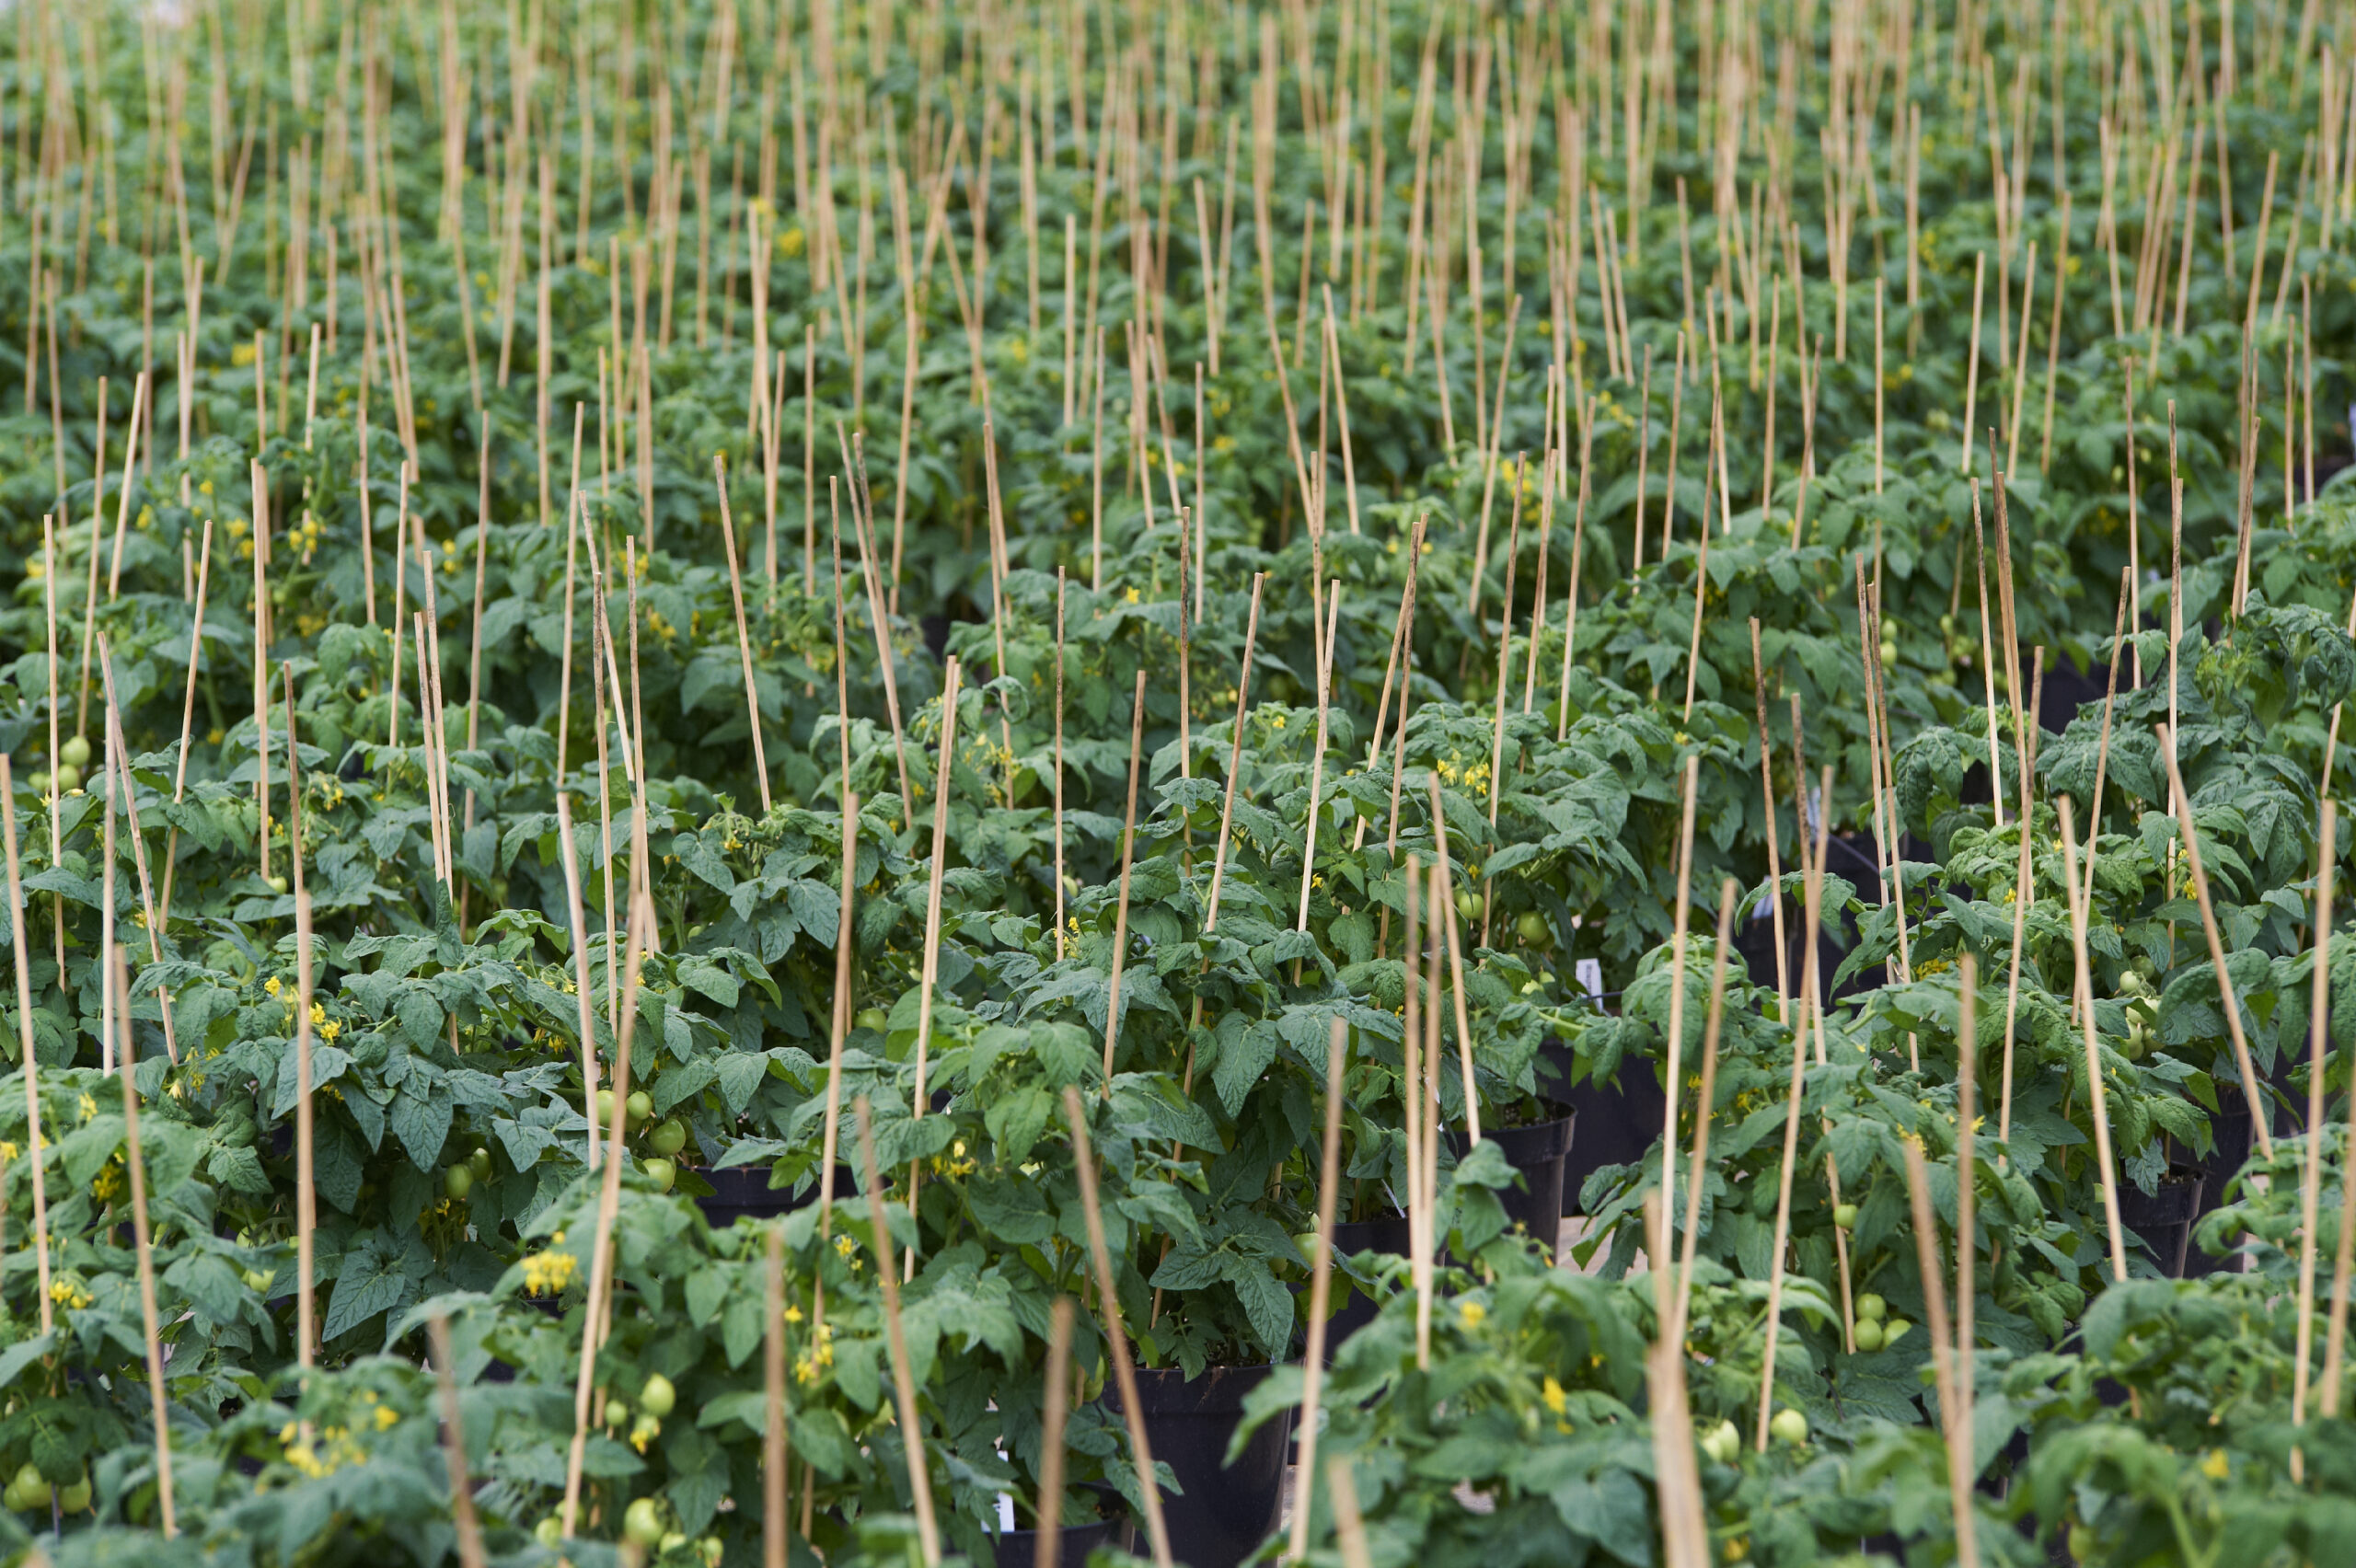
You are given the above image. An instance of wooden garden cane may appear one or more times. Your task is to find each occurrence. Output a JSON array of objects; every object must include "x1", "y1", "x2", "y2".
[
  {"x1": 1033, "y1": 1297, "x2": 1076, "y2": 1568},
  {"x1": 905, "y1": 658, "x2": 963, "y2": 1270},
  {"x1": 561, "y1": 892, "x2": 653, "y2": 1539},
  {"x1": 1900, "y1": 1136, "x2": 1981, "y2": 1568},
  {"x1": 2058, "y1": 805, "x2": 2132, "y2": 1283},
  {"x1": 426, "y1": 1315, "x2": 490, "y2": 1568},
  {"x1": 2156, "y1": 729, "x2": 2276, "y2": 1159},
  {"x1": 1760, "y1": 784, "x2": 1834, "y2": 1448},
  {"x1": 0, "y1": 757, "x2": 55, "y2": 1333},
  {"x1": 1101, "y1": 671, "x2": 1148, "y2": 1092},
  {"x1": 112, "y1": 956, "x2": 175, "y2": 1538},
  {"x1": 856, "y1": 1097, "x2": 941, "y2": 1566},
  {"x1": 1287, "y1": 1016, "x2": 1351, "y2": 1561},
  {"x1": 2292, "y1": 802, "x2": 2336, "y2": 1472},
  {"x1": 1061, "y1": 1087, "x2": 1177, "y2": 1568}
]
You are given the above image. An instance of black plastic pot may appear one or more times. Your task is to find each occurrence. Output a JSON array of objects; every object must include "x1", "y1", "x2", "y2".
[
  {"x1": 692, "y1": 1164, "x2": 855, "y2": 1230},
  {"x1": 991, "y1": 1488, "x2": 1125, "y2": 1568},
  {"x1": 1449, "y1": 1106, "x2": 1576, "y2": 1252},
  {"x1": 2118, "y1": 1166, "x2": 2206, "y2": 1278},
  {"x1": 2188, "y1": 1104, "x2": 2255, "y2": 1276},
  {"x1": 1544, "y1": 1040, "x2": 1666, "y2": 1216},
  {"x1": 1324, "y1": 1213, "x2": 1413, "y2": 1356},
  {"x1": 1112, "y1": 1363, "x2": 1292, "y2": 1568}
]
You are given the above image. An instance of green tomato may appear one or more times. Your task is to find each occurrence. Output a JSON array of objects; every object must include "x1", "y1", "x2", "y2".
[
  {"x1": 57, "y1": 1475, "x2": 88, "y2": 1513},
  {"x1": 1832, "y1": 1203, "x2": 1857, "y2": 1230},
  {"x1": 1855, "y1": 1293, "x2": 1888, "y2": 1322},
  {"x1": 445, "y1": 1164, "x2": 474, "y2": 1202},
  {"x1": 243, "y1": 1266, "x2": 275, "y2": 1292},
  {"x1": 698, "y1": 1539, "x2": 724, "y2": 1568},
  {"x1": 1852, "y1": 1317, "x2": 1886, "y2": 1353},
  {"x1": 622, "y1": 1496, "x2": 667, "y2": 1549},
  {"x1": 1883, "y1": 1318, "x2": 1912, "y2": 1345},
  {"x1": 1454, "y1": 891, "x2": 1481, "y2": 922},
  {"x1": 1769, "y1": 1407, "x2": 1809, "y2": 1447},
  {"x1": 640, "y1": 1372, "x2": 677, "y2": 1419},
  {"x1": 643, "y1": 1157, "x2": 676, "y2": 1193},
  {"x1": 1515, "y1": 911, "x2": 1551, "y2": 945},
  {"x1": 605, "y1": 1399, "x2": 629, "y2": 1428},
  {"x1": 266, "y1": 874, "x2": 290, "y2": 894},
  {"x1": 855, "y1": 1007, "x2": 890, "y2": 1033},
  {"x1": 649, "y1": 1119, "x2": 688, "y2": 1157},
  {"x1": 625, "y1": 1090, "x2": 653, "y2": 1129},
  {"x1": 536, "y1": 1516, "x2": 564, "y2": 1549},
  {"x1": 59, "y1": 735, "x2": 90, "y2": 769},
  {"x1": 468, "y1": 1147, "x2": 492, "y2": 1181},
  {"x1": 8, "y1": 1462, "x2": 43, "y2": 1509},
  {"x1": 27, "y1": 772, "x2": 47, "y2": 793},
  {"x1": 660, "y1": 1533, "x2": 687, "y2": 1556},
  {"x1": 597, "y1": 1089, "x2": 618, "y2": 1126},
  {"x1": 630, "y1": 1412, "x2": 663, "y2": 1447},
  {"x1": 1700, "y1": 1419, "x2": 1741, "y2": 1465},
  {"x1": 52, "y1": 764, "x2": 80, "y2": 793},
  {"x1": 2068, "y1": 1524, "x2": 2096, "y2": 1562}
]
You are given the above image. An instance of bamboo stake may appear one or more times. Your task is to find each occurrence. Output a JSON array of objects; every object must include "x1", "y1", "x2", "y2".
[
  {"x1": 104, "y1": 374, "x2": 148, "y2": 601},
  {"x1": 814, "y1": 793, "x2": 860, "y2": 1274},
  {"x1": 1426, "y1": 775, "x2": 1484, "y2": 1143},
  {"x1": 553, "y1": 792, "x2": 600, "y2": 1170},
  {"x1": 2325, "y1": 980, "x2": 2356, "y2": 1416},
  {"x1": 2057, "y1": 803, "x2": 2131, "y2": 1282},
  {"x1": 426, "y1": 1316, "x2": 490, "y2": 1568},
  {"x1": 1750, "y1": 619, "x2": 1790, "y2": 1016},
  {"x1": 2292, "y1": 801, "x2": 2336, "y2": 1451},
  {"x1": 1759, "y1": 787, "x2": 1832, "y2": 1447},
  {"x1": 2157, "y1": 729, "x2": 2277, "y2": 1159},
  {"x1": 112, "y1": 957, "x2": 174, "y2": 1539},
  {"x1": 1959, "y1": 252, "x2": 1985, "y2": 473},
  {"x1": 712, "y1": 455, "x2": 772, "y2": 811},
  {"x1": 1658, "y1": 755, "x2": 1702, "y2": 1231},
  {"x1": 854, "y1": 1098, "x2": 941, "y2": 1566},
  {"x1": 560, "y1": 892, "x2": 652, "y2": 1539},
  {"x1": 1996, "y1": 642, "x2": 2043, "y2": 1151},
  {"x1": 1060, "y1": 1086, "x2": 1176, "y2": 1568},
  {"x1": 1032, "y1": 1296, "x2": 1075, "y2": 1568},
  {"x1": 1555, "y1": 408, "x2": 1594, "y2": 742},
  {"x1": 1286, "y1": 1015, "x2": 1351, "y2": 1562},
  {"x1": 1328, "y1": 1456, "x2": 1375, "y2": 1568},
  {"x1": 1054, "y1": 571, "x2": 1068, "y2": 959},
  {"x1": 1101, "y1": 671, "x2": 1149, "y2": 1090},
  {"x1": 1297, "y1": 585, "x2": 1344, "y2": 949},
  {"x1": 1957, "y1": 949, "x2": 1980, "y2": 1413},
  {"x1": 0, "y1": 756, "x2": 55, "y2": 1334},
  {"x1": 1402, "y1": 852, "x2": 1428, "y2": 1368},
  {"x1": 98, "y1": 644, "x2": 179, "y2": 1064},
  {"x1": 387, "y1": 464, "x2": 411, "y2": 748},
  {"x1": 44, "y1": 517, "x2": 63, "y2": 972},
  {"x1": 1675, "y1": 882, "x2": 1738, "y2": 1326},
  {"x1": 911, "y1": 660, "x2": 963, "y2": 1123},
  {"x1": 2076, "y1": 571, "x2": 2132, "y2": 917},
  {"x1": 1969, "y1": 481, "x2": 2004, "y2": 827},
  {"x1": 1899, "y1": 1136, "x2": 1979, "y2": 1568},
  {"x1": 1646, "y1": 1193, "x2": 1711, "y2": 1568}
]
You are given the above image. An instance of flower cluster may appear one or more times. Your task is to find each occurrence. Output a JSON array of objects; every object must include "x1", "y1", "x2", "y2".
[{"x1": 522, "y1": 1250, "x2": 580, "y2": 1296}]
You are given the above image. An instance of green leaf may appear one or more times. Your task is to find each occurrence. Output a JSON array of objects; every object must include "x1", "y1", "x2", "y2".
[
  {"x1": 1220, "y1": 1254, "x2": 1294, "y2": 1355},
  {"x1": 324, "y1": 1233, "x2": 421, "y2": 1341},
  {"x1": 389, "y1": 1086, "x2": 453, "y2": 1170}
]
